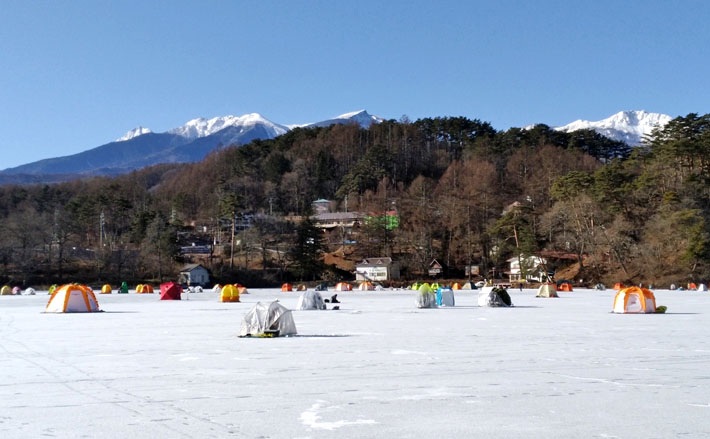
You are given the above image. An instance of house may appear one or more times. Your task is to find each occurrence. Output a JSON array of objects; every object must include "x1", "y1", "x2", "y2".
[
  {"x1": 313, "y1": 212, "x2": 364, "y2": 230},
  {"x1": 506, "y1": 256, "x2": 547, "y2": 283},
  {"x1": 178, "y1": 264, "x2": 211, "y2": 287},
  {"x1": 428, "y1": 259, "x2": 444, "y2": 277},
  {"x1": 355, "y1": 257, "x2": 400, "y2": 281}
]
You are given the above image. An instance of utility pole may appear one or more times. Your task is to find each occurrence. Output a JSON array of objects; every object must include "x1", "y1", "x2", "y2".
[
  {"x1": 230, "y1": 211, "x2": 236, "y2": 269},
  {"x1": 99, "y1": 211, "x2": 105, "y2": 248}
]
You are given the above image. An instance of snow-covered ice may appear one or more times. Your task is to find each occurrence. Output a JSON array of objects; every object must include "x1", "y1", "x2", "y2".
[{"x1": 1, "y1": 288, "x2": 709, "y2": 438}]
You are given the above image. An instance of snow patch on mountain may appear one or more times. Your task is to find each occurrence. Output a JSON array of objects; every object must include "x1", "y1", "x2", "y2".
[
  {"x1": 555, "y1": 110, "x2": 672, "y2": 145},
  {"x1": 168, "y1": 113, "x2": 289, "y2": 140},
  {"x1": 290, "y1": 110, "x2": 385, "y2": 129},
  {"x1": 117, "y1": 126, "x2": 152, "y2": 142}
]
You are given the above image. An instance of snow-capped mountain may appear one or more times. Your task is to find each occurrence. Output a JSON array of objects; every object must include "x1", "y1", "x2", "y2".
[
  {"x1": 555, "y1": 110, "x2": 672, "y2": 146},
  {"x1": 0, "y1": 110, "x2": 384, "y2": 178},
  {"x1": 117, "y1": 126, "x2": 152, "y2": 141},
  {"x1": 290, "y1": 110, "x2": 385, "y2": 129},
  {"x1": 168, "y1": 113, "x2": 289, "y2": 140}
]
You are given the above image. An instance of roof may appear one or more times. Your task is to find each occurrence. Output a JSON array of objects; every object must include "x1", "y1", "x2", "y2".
[
  {"x1": 314, "y1": 212, "x2": 364, "y2": 221},
  {"x1": 180, "y1": 264, "x2": 207, "y2": 272},
  {"x1": 356, "y1": 257, "x2": 394, "y2": 267}
]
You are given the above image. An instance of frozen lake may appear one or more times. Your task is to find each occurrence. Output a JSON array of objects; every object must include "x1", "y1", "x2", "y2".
[{"x1": 1, "y1": 287, "x2": 710, "y2": 438}]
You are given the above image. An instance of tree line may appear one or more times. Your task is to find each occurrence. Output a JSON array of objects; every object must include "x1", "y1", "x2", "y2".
[{"x1": 0, "y1": 113, "x2": 707, "y2": 287}]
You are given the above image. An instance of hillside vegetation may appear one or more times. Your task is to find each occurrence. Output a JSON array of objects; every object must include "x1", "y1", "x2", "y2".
[{"x1": 0, "y1": 114, "x2": 708, "y2": 287}]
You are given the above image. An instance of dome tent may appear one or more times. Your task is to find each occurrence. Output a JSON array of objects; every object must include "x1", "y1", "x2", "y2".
[
  {"x1": 297, "y1": 290, "x2": 326, "y2": 310},
  {"x1": 415, "y1": 284, "x2": 437, "y2": 309},
  {"x1": 594, "y1": 283, "x2": 606, "y2": 291},
  {"x1": 478, "y1": 286, "x2": 513, "y2": 307},
  {"x1": 296, "y1": 284, "x2": 307, "y2": 291},
  {"x1": 160, "y1": 282, "x2": 182, "y2": 300},
  {"x1": 24, "y1": 287, "x2": 36, "y2": 295},
  {"x1": 136, "y1": 284, "x2": 154, "y2": 294},
  {"x1": 558, "y1": 282, "x2": 573, "y2": 292},
  {"x1": 281, "y1": 283, "x2": 293, "y2": 292},
  {"x1": 358, "y1": 281, "x2": 374, "y2": 291},
  {"x1": 12, "y1": 286, "x2": 21, "y2": 295},
  {"x1": 698, "y1": 283, "x2": 708, "y2": 292},
  {"x1": 537, "y1": 283, "x2": 558, "y2": 298},
  {"x1": 0, "y1": 285, "x2": 12, "y2": 295},
  {"x1": 240, "y1": 301, "x2": 297, "y2": 337},
  {"x1": 335, "y1": 282, "x2": 352, "y2": 291},
  {"x1": 613, "y1": 287, "x2": 657, "y2": 313},
  {"x1": 101, "y1": 284, "x2": 112, "y2": 294},
  {"x1": 220, "y1": 284, "x2": 240, "y2": 302},
  {"x1": 45, "y1": 284, "x2": 100, "y2": 313}
]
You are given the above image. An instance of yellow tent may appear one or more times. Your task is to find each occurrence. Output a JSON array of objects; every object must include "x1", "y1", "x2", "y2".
[
  {"x1": 101, "y1": 284, "x2": 112, "y2": 294},
  {"x1": 613, "y1": 287, "x2": 656, "y2": 313},
  {"x1": 0, "y1": 285, "x2": 12, "y2": 295},
  {"x1": 221, "y1": 284, "x2": 240, "y2": 302},
  {"x1": 46, "y1": 284, "x2": 100, "y2": 313},
  {"x1": 136, "y1": 284, "x2": 154, "y2": 294}
]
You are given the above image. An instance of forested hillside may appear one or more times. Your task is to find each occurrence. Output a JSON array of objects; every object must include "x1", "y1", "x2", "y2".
[{"x1": 0, "y1": 114, "x2": 707, "y2": 287}]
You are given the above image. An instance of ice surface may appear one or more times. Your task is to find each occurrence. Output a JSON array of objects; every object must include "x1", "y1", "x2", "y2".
[{"x1": 1, "y1": 288, "x2": 709, "y2": 438}]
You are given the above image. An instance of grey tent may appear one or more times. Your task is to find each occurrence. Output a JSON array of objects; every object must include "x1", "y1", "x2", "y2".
[
  {"x1": 415, "y1": 284, "x2": 437, "y2": 309},
  {"x1": 478, "y1": 286, "x2": 513, "y2": 307},
  {"x1": 240, "y1": 301, "x2": 297, "y2": 337},
  {"x1": 297, "y1": 290, "x2": 326, "y2": 310}
]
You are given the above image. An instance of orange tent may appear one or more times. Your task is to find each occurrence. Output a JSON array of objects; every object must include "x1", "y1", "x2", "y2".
[
  {"x1": 688, "y1": 283, "x2": 698, "y2": 290},
  {"x1": 613, "y1": 283, "x2": 625, "y2": 290},
  {"x1": 335, "y1": 282, "x2": 352, "y2": 291},
  {"x1": 136, "y1": 284, "x2": 154, "y2": 294},
  {"x1": 46, "y1": 284, "x2": 100, "y2": 313},
  {"x1": 281, "y1": 283, "x2": 293, "y2": 292},
  {"x1": 451, "y1": 283, "x2": 461, "y2": 290},
  {"x1": 358, "y1": 281, "x2": 374, "y2": 291},
  {"x1": 558, "y1": 282, "x2": 573, "y2": 292},
  {"x1": 613, "y1": 287, "x2": 656, "y2": 313}
]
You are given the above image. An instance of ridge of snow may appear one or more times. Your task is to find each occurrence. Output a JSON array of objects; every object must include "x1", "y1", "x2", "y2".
[
  {"x1": 117, "y1": 126, "x2": 152, "y2": 142},
  {"x1": 168, "y1": 113, "x2": 289, "y2": 139},
  {"x1": 555, "y1": 110, "x2": 672, "y2": 145}
]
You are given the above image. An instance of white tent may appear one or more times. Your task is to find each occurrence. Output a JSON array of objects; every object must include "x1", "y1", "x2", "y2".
[
  {"x1": 436, "y1": 288, "x2": 455, "y2": 306},
  {"x1": 240, "y1": 301, "x2": 297, "y2": 337},
  {"x1": 415, "y1": 285, "x2": 437, "y2": 308},
  {"x1": 478, "y1": 286, "x2": 512, "y2": 307},
  {"x1": 537, "y1": 283, "x2": 558, "y2": 298},
  {"x1": 697, "y1": 283, "x2": 708, "y2": 292},
  {"x1": 297, "y1": 291, "x2": 326, "y2": 310}
]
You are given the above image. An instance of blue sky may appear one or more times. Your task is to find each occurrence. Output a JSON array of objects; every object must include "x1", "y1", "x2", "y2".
[{"x1": 1, "y1": 0, "x2": 709, "y2": 169}]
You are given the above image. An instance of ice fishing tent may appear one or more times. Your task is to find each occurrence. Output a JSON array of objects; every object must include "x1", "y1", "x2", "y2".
[
  {"x1": 12, "y1": 286, "x2": 21, "y2": 295},
  {"x1": 24, "y1": 287, "x2": 36, "y2": 295},
  {"x1": 436, "y1": 287, "x2": 455, "y2": 306},
  {"x1": 558, "y1": 282, "x2": 573, "y2": 292},
  {"x1": 296, "y1": 284, "x2": 307, "y2": 291},
  {"x1": 478, "y1": 286, "x2": 513, "y2": 307},
  {"x1": 45, "y1": 284, "x2": 100, "y2": 313},
  {"x1": 0, "y1": 285, "x2": 12, "y2": 295},
  {"x1": 220, "y1": 284, "x2": 240, "y2": 302},
  {"x1": 48, "y1": 284, "x2": 58, "y2": 295},
  {"x1": 358, "y1": 281, "x2": 374, "y2": 291},
  {"x1": 612, "y1": 287, "x2": 657, "y2": 314},
  {"x1": 240, "y1": 301, "x2": 297, "y2": 337},
  {"x1": 698, "y1": 283, "x2": 708, "y2": 292},
  {"x1": 297, "y1": 290, "x2": 325, "y2": 310},
  {"x1": 237, "y1": 284, "x2": 248, "y2": 295},
  {"x1": 688, "y1": 283, "x2": 698, "y2": 290},
  {"x1": 136, "y1": 284, "x2": 154, "y2": 294},
  {"x1": 212, "y1": 284, "x2": 222, "y2": 293},
  {"x1": 335, "y1": 282, "x2": 352, "y2": 291},
  {"x1": 160, "y1": 282, "x2": 182, "y2": 300},
  {"x1": 415, "y1": 284, "x2": 437, "y2": 308},
  {"x1": 101, "y1": 284, "x2": 112, "y2": 294},
  {"x1": 613, "y1": 283, "x2": 625, "y2": 290},
  {"x1": 594, "y1": 283, "x2": 606, "y2": 291},
  {"x1": 451, "y1": 283, "x2": 461, "y2": 290},
  {"x1": 411, "y1": 282, "x2": 422, "y2": 290},
  {"x1": 281, "y1": 283, "x2": 293, "y2": 292},
  {"x1": 537, "y1": 283, "x2": 558, "y2": 298}
]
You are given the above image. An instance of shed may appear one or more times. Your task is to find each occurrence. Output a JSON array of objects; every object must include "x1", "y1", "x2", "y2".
[{"x1": 178, "y1": 264, "x2": 210, "y2": 287}]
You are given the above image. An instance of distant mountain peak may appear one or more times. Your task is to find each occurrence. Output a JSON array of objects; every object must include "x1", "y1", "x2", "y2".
[
  {"x1": 290, "y1": 109, "x2": 385, "y2": 129},
  {"x1": 168, "y1": 113, "x2": 289, "y2": 139},
  {"x1": 555, "y1": 110, "x2": 672, "y2": 145},
  {"x1": 117, "y1": 126, "x2": 152, "y2": 142}
]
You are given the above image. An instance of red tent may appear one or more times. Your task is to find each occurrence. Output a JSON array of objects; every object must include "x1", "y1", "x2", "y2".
[{"x1": 160, "y1": 282, "x2": 182, "y2": 300}]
